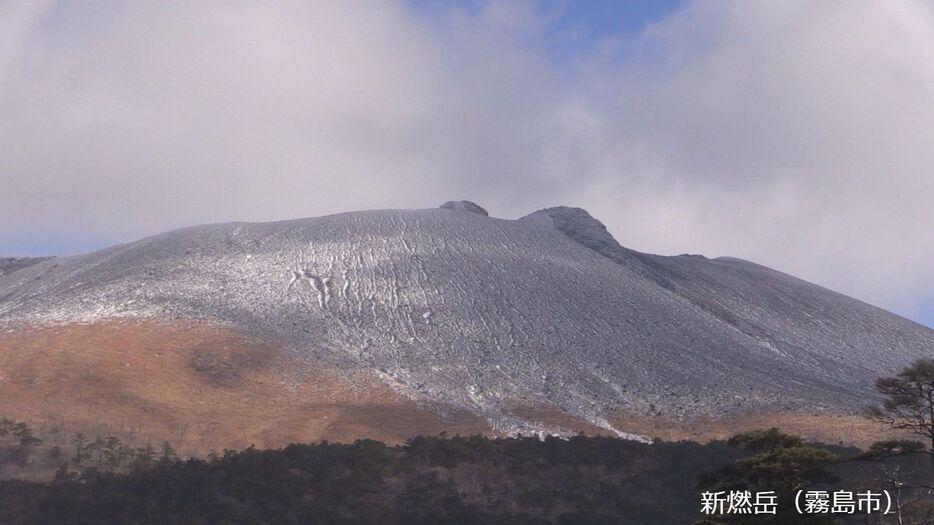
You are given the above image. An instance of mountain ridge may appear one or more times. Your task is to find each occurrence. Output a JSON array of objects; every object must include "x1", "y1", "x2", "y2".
[{"x1": 1, "y1": 202, "x2": 931, "y2": 440}]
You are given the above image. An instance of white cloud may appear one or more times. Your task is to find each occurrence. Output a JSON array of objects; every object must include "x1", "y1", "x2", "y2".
[
  {"x1": 579, "y1": 0, "x2": 934, "y2": 316},
  {"x1": 1, "y1": 0, "x2": 932, "y2": 320}
]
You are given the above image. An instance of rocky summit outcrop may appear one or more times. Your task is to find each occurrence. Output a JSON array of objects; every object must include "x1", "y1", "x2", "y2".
[
  {"x1": 440, "y1": 200, "x2": 489, "y2": 216},
  {"x1": 0, "y1": 203, "x2": 931, "y2": 444}
]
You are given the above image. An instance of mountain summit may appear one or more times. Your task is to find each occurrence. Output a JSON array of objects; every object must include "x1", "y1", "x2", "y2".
[{"x1": 1, "y1": 203, "x2": 931, "y2": 446}]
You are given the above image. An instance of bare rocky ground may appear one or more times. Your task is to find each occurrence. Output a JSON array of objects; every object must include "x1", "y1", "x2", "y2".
[{"x1": 1, "y1": 202, "x2": 931, "y2": 442}]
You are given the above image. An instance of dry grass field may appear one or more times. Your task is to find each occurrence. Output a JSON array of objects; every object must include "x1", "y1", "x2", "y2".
[
  {"x1": 608, "y1": 410, "x2": 907, "y2": 448},
  {"x1": 0, "y1": 320, "x2": 488, "y2": 455},
  {"x1": 0, "y1": 320, "x2": 904, "y2": 458}
]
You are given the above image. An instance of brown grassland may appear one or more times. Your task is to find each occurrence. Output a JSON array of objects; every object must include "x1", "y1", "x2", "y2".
[
  {"x1": 0, "y1": 320, "x2": 488, "y2": 456},
  {"x1": 0, "y1": 319, "x2": 906, "y2": 459}
]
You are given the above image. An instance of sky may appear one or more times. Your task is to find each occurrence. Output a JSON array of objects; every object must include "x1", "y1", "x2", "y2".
[{"x1": 0, "y1": 0, "x2": 932, "y2": 329}]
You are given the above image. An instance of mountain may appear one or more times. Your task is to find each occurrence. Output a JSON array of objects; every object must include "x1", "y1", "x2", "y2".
[{"x1": 0, "y1": 202, "x2": 931, "y2": 449}]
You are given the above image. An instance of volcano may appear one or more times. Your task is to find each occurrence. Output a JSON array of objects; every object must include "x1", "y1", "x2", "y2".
[{"x1": 1, "y1": 202, "x2": 930, "y2": 448}]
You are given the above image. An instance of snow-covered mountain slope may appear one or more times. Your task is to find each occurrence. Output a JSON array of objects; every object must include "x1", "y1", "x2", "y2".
[{"x1": 1, "y1": 202, "x2": 931, "y2": 436}]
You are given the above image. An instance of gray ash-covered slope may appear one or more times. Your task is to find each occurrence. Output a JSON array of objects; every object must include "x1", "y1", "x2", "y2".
[
  {"x1": 1, "y1": 202, "x2": 931, "y2": 434},
  {"x1": 0, "y1": 257, "x2": 52, "y2": 277}
]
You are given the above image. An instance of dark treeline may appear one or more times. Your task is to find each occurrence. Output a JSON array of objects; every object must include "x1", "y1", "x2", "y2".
[
  {"x1": 0, "y1": 417, "x2": 179, "y2": 480},
  {"x1": 0, "y1": 431, "x2": 931, "y2": 525},
  {"x1": 1, "y1": 433, "x2": 747, "y2": 525}
]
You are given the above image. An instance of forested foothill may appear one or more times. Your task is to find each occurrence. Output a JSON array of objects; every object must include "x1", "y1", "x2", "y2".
[{"x1": 0, "y1": 425, "x2": 930, "y2": 525}]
